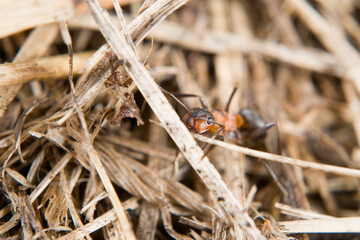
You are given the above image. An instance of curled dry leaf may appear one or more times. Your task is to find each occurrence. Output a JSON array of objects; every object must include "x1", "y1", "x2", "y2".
[{"x1": 112, "y1": 92, "x2": 144, "y2": 126}]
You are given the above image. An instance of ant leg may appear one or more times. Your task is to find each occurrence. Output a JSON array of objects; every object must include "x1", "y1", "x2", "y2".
[
  {"x1": 201, "y1": 134, "x2": 224, "y2": 160},
  {"x1": 263, "y1": 161, "x2": 288, "y2": 197},
  {"x1": 260, "y1": 122, "x2": 289, "y2": 196},
  {"x1": 201, "y1": 127, "x2": 224, "y2": 150},
  {"x1": 201, "y1": 122, "x2": 225, "y2": 159},
  {"x1": 225, "y1": 84, "x2": 239, "y2": 112}
]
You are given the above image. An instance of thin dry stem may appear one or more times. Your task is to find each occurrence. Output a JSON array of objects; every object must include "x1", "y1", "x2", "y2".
[{"x1": 195, "y1": 134, "x2": 360, "y2": 178}]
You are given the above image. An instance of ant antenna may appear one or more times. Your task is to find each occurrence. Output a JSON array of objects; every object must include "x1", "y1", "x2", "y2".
[
  {"x1": 171, "y1": 93, "x2": 209, "y2": 109},
  {"x1": 225, "y1": 84, "x2": 239, "y2": 112},
  {"x1": 210, "y1": 121, "x2": 225, "y2": 130},
  {"x1": 160, "y1": 86, "x2": 190, "y2": 112}
]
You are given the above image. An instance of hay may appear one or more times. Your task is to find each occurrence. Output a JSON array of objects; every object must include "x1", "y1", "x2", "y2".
[{"x1": 1, "y1": 0, "x2": 360, "y2": 239}]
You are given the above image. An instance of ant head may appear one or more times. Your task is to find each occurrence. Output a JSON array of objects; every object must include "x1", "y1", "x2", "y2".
[{"x1": 182, "y1": 108, "x2": 216, "y2": 134}]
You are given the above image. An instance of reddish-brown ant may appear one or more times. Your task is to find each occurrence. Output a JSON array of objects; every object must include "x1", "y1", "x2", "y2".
[
  {"x1": 162, "y1": 86, "x2": 289, "y2": 195},
  {"x1": 162, "y1": 86, "x2": 288, "y2": 194},
  {"x1": 162, "y1": 86, "x2": 276, "y2": 148}
]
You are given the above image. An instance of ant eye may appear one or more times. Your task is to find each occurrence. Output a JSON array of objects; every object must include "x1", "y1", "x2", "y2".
[{"x1": 207, "y1": 117, "x2": 214, "y2": 125}]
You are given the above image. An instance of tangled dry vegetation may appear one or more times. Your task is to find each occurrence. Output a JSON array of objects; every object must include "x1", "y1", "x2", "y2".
[{"x1": 1, "y1": 0, "x2": 360, "y2": 239}]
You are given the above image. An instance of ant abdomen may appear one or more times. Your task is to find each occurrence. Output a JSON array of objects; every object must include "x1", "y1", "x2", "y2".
[
  {"x1": 238, "y1": 108, "x2": 275, "y2": 140},
  {"x1": 239, "y1": 108, "x2": 267, "y2": 132}
]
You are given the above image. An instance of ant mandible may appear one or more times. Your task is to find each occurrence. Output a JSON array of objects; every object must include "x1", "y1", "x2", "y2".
[{"x1": 162, "y1": 85, "x2": 276, "y2": 148}]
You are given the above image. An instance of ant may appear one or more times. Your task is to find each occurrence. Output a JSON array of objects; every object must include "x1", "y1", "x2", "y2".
[
  {"x1": 162, "y1": 85, "x2": 276, "y2": 149},
  {"x1": 163, "y1": 85, "x2": 288, "y2": 195}
]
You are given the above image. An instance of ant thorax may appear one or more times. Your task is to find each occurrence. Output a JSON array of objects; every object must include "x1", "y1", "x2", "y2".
[{"x1": 210, "y1": 109, "x2": 244, "y2": 133}]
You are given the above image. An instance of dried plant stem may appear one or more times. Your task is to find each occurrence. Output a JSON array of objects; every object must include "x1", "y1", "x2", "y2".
[
  {"x1": 88, "y1": 147, "x2": 137, "y2": 239},
  {"x1": 274, "y1": 203, "x2": 334, "y2": 220},
  {"x1": 58, "y1": 207, "x2": 126, "y2": 240},
  {"x1": 59, "y1": 170, "x2": 91, "y2": 240},
  {"x1": 28, "y1": 153, "x2": 71, "y2": 202},
  {"x1": 0, "y1": 52, "x2": 93, "y2": 86},
  {"x1": 0, "y1": 0, "x2": 74, "y2": 38},
  {"x1": 86, "y1": 0, "x2": 264, "y2": 238},
  {"x1": 279, "y1": 217, "x2": 360, "y2": 233},
  {"x1": 195, "y1": 135, "x2": 360, "y2": 178}
]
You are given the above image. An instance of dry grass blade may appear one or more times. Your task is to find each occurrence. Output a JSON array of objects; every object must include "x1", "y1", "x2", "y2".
[
  {"x1": 59, "y1": 169, "x2": 91, "y2": 239},
  {"x1": 279, "y1": 217, "x2": 360, "y2": 233},
  {"x1": 136, "y1": 202, "x2": 159, "y2": 239},
  {"x1": 86, "y1": 0, "x2": 264, "y2": 239},
  {"x1": 26, "y1": 153, "x2": 71, "y2": 203},
  {"x1": 160, "y1": 200, "x2": 193, "y2": 240},
  {"x1": 87, "y1": 146, "x2": 137, "y2": 239},
  {"x1": 58, "y1": 199, "x2": 137, "y2": 239},
  {"x1": 274, "y1": 203, "x2": 334, "y2": 220},
  {"x1": 5, "y1": 168, "x2": 35, "y2": 189},
  {"x1": 0, "y1": 0, "x2": 74, "y2": 38}
]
